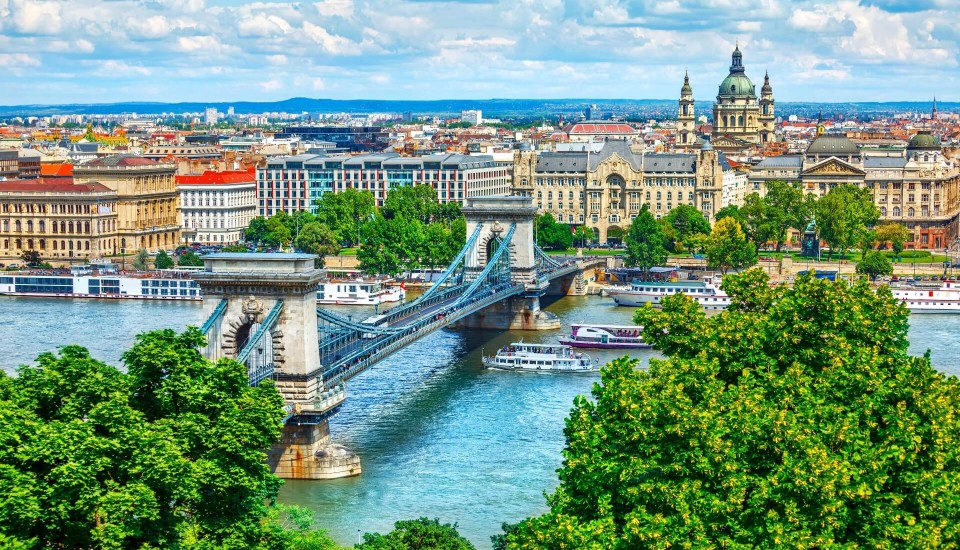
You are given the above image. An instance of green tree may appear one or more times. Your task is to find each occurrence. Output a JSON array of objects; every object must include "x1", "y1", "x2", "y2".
[
  {"x1": 763, "y1": 180, "x2": 810, "y2": 252},
  {"x1": 705, "y1": 216, "x2": 756, "y2": 274},
  {"x1": 177, "y1": 251, "x2": 204, "y2": 267},
  {"x1": 20, "y1": 250, "x2": 41, "y2": 267},
  {"x1": 154, "y1": 250, "x2": 174, "y2": 270},
  {"x1": 314, "y1": 189, "x2": 376, "y2": 247},
  {"x1": 295, "y1": 222, "x2": 341, "y2": 268},
  {"x1": 222, "y1": 244, "x2": 249, "y2": 253},
  {"x1": 265, "y1": 215, "x2": 293, "y2": 248},
  {"x1": 245, "y1": 216, "x2": 270, "y2": 247},
  {"x1": 572, "y1": 226, "x2": 592, "y2": 248},
  {"x1": 713, "y1": 204, "x2": 744, "y2": 226},
  {"x1": 0, "y1": 328, "x2": 292, "y2": 548},
  {"x1": 132, "y1": 248, "x2": 150, "y2": 270},
  {"x1": 875, "y1": 222, "x2": 911, "y2": 261},
  {"x1": 506, "y1": 270, "x2": 960, "y2": 548},
  {"x1": 536, "y1": 213, "x2": 573, "y2": 251},
  {"x1": 357, "y1": 214, "x2": 404, "y2": 276},
  {"x1": 382, "y1": 185, "x2": 439, "y2": 224},
  {"x1": 624, "y1": 205, "x2": 667, "y2": 276},
  {"x1": 664, "y1": 204, "x2": 710, "y2": 243},
  {"x1": 815, "y1": 184, "x2": 880, "y2": 260},
  {"x1": 358, "y1": 518, "x2": 475, "y2": 550},
  {"x1": 857, "y1": 250, "x2": 894, "y2": 280},
  {"x1": 739, "y1": 192, "x2": 776, "y2": 250}
]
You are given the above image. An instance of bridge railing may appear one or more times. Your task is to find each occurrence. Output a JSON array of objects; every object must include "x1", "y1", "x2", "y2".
[{"x1": 199, "y1": 298, "x2": 228, "y2": 361}]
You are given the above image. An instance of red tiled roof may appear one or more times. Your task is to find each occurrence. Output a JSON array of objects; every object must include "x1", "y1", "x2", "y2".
[
  {"x1": 40, "y1": 163, "x2": 74, "y2": 177},
  {"x1": 566, "y1": 123, "x2": 636, "y2": 135},
  {"x1": 176, "y1": 168, "x2": 256, "y2": 185},
  {"x1": 0, "y1": 178, "x2": 112, "y2": 193}
]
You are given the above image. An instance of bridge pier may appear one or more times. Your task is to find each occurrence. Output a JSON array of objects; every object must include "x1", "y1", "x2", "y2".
[
  {"x1": 195, "y1": 253, "x2": 361, "y2": 481},
  {"x1": 453, "y1": 294, "x2": 560, "y2": 330}
]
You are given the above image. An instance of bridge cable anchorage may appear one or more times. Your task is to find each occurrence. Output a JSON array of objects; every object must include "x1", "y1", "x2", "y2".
[
  {"x1": 454, "y1": 223, "x2": 516, "y2": 306},
  {"x1": 237, "y1": 299, "x2": 284, "y2": 385},
  {"x1": 410, "y1": 223, "x2": 483, "y2": 304}
]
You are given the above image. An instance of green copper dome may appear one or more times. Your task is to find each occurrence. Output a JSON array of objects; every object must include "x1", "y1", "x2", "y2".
[
  {"x1": 718, "y1": 74, "x2": 755, "y2": 97},
  {"x1": 907, "y1": 131, "x2": 941, "y2": 150}
]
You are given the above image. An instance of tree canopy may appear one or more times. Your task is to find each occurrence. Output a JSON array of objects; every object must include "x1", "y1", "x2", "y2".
[
  {"x1": 536, "y1": 213, "x2": 573, "y2": 251},
  {"x1": 815, "y1": 184, "x2": 880, "y2": 259},
  {"x1": 504, "y1": 269, "x2": 960, "y2": 548},
  {"x1": 154, "y1": 250, "x2": 174, "y2": 270},
  {"x1": 664, "y1": 204, "x2": 710, "y2": 244},
  {"x1": 857, "y1": 250, "x2": 893, "y2": 280},
  {"x1": 875, "y1": 222, "x2": 911, "y2": 259},
  {"x1": 624, "y1": 205, "x2": 667, "y2": 275},
  {"x1": 177, "y1": 250, "x2": 204, "y2": 267},
  {"x1": 295, "y1": 222, "x2": 341, "y2": 268},
  {"x1": 705, "y1": 217, "x2": 756, "y2": 274},
  {"x1": 314, "y1": 189, "x2": 376, "y2": 247},
  {"x1": 0, "y1": 328, "x2": 305, "y2": 548},
  {"x1": 358, "y1": 518, "x2": 475, "y2": 550}
]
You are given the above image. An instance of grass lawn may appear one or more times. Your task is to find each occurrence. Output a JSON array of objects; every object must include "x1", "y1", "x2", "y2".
[{"x1": 338, "y1": 248, "x2": 359, "y2": 257}]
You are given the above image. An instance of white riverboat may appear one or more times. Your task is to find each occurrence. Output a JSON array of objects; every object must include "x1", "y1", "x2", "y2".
[
  {"x1": 558, "y1": 324, "x2": 650, "y2": 349},
  {"x1": 316, "y1": 279, "x2": 405, "y2": 306},
  {"x1": 608, "y1": 276, "x2": 730, "y2": 310},
  {"x1": 0, "y1": 272, "x2": 200, "y2": 300},
  {"x1": 890, "y1": 280, "x2": 960, "y2": 313},
  {"x1": 482, "y1": 342, "x2": 598, "y2": 372}
]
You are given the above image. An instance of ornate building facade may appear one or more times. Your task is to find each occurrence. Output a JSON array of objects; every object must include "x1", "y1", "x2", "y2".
[
  {"x1": 709, "y1": 45, "x2": 775, "y2": 150},
  {"x1": 677, "y1": 71, "x2": 696, "y2": 147},
  {"x1": 750, "y1": 130, "x2": 960, "y2": 249},
  {"x1": 512, "y1": 141, "x2": 724, "y2": 242},
  {"x1": 73, "y1": 155, "x2": 180, "y2": 253},
  {"x1": 0, "y1": 179, "x2": 119, "y2": 261}
]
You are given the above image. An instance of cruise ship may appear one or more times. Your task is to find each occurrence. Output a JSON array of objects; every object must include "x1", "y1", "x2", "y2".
[
  {"x1": 890, "y1": 280, "x2": 960, "y2": 313},
  {"x1": 608, "y1": 276, "x2": 730, "y2": 310},
  {"x1": 317, "y1": 278, "x2": 405, "y2": 306},
  {"x1": 0, "y1": 272, "x2": 201, "y2": 300}
]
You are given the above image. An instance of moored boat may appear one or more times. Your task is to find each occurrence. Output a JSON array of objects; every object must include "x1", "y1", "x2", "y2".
[
  {"x1": 0, "y1": 271, "x2": 200, "y2": 300},
  {"x1": 608, "y1": 276, "x2": 729, "y2": 310},
  {"x1": 482, "y1": 342, "x2": 597, "y2": 372},
  {"x1": 558, "y1": 324, "x2": 650, "y2": 349},
  {"x1": 890, "y1": 280, "x2": 960, "y2": 313},
  {"x1": 317, "y1": 278, "x2": 405, "y2": 306}
]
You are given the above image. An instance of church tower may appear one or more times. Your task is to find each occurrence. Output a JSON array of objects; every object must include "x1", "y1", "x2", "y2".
[
  {"x1": 711, "y1": 43, "x2": 764, "y2": 151},
  {"x1": 758, "y1": 70, "x2": 775, "y2": 144},
  {"x1": 678, "y1": 70, "x2": 695, "y2": 146}
]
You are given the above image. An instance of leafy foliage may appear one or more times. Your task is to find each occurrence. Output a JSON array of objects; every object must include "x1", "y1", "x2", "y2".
[
  {"x1": 314, "y1": 189, "x2": 376, "y2": 247},
  {"x1": 536, "y1": 213, "x2": 573, "y2": 251},
  {"x1": 572, "y1": 226, "x2": 593, "y2": 248},
  {"x1": 624, "y1": 205, "x2": 667, "y2": 275},
  {"x1": 20, "y1": 250, "x2": 41, "y2": 267},
  {"x1": 132, "y1": 248, "x2": 151, "y2": 271},
  {"x1": 154, "y1": 250, "x2": 174, "y2": 270},
  {"x1": 295, "y1": 222, "x2": 341, "y2": 268},
  {"x1": 857, "y1": 250, "x2": 893, "y2": 279},
  {"x1": 875, "y1": 222, "x2": 911, "y2": 259},
  {"x1": 739, "y1": 192, "x2": 776, "y2": 250},
  {"x1": 763, "y1": 180, "x2": 811, "y2": 251},
  {"x1": 177, "y1": 250, "x2": 204, "y2": 267},
  {"x1": 815, "y1": 184, "x2": 880, "y2": 260},
  {"x1": 505, "y1": 270, "x2": 960, "y2": 548},
  {"x1": 705, "y1": 217, "x2": 756, "y2": 274},
  {"x1": 358, "y1": 518, "x2": 475, "y2": 550},
  {"x1": 0, "y1": 328, "x2": 296, "y2": 548},
  {"x1": 713, "y1": 204, "x2": 744, "y2": 226},
  {"x1": 664, "y1": 204, "x2": 710, "y2": 245}
]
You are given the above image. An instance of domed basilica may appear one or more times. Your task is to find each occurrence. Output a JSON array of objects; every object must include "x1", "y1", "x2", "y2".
[{"x1": 677, "y1": 44, "x2": 775, "y2": 151}]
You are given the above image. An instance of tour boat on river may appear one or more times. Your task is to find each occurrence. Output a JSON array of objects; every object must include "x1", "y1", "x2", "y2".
[
  {"x1": 559, "y1": 324, "x2": 650, "y2": 349},
  {"x1": 0, "y1": 271, "x2": 200, "y2": 300},
  {"x1": 316, "y1": 279, "x2": 405, "y2": 306},
  {"x1": 608, "y1": 276, "x2": 730, "y2": 310},
  {"x1": 482, "y1": 342, "x2": 597, "y2": 372},
  {"x1": 890, "y1": 280, "x2": 960, "y2": 313}
]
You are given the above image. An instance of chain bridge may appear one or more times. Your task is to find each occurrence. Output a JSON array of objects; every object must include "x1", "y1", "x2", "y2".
[{"x1": 192, "y1": 196, "x2": 607, "y2": 479}]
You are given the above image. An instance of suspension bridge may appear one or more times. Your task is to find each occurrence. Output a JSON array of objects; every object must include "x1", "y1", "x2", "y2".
[{"x1": 192, "y1": 196, "x2": 607, "y2": 479}]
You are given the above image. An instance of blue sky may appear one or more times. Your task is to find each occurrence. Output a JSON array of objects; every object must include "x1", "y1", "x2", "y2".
[{"x1": 0, "y1": 0, "x2": 957, "y2": 105}]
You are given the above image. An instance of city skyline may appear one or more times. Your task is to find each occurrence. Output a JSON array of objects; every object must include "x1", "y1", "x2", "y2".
[{"x1": 0, "y1": 0, "x2": 958, "y2": 106}]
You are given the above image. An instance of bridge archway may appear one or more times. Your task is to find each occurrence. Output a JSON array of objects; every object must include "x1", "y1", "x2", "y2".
[{"x1": 462, "y1": 196, "x2": 537, "y2": 283}]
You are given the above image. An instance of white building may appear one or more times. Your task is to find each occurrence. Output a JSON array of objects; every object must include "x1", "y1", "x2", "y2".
[
  {"x1": 177, "y1": 169, "x2": 256, "y2": 244},
  {"x1": 720, "y1": 155, "x2": 749, "y2": 207},
  {"x1": 204, "y1": 107, "x2": 219, "y2": 125},
  {"x1": 461, "y1": 110, "x2": 483, "y2": 126}
]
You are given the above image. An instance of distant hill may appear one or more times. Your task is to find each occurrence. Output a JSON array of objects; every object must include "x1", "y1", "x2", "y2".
[{"x1": 0, "y1": 97, "x2": 951, "y2": 118}]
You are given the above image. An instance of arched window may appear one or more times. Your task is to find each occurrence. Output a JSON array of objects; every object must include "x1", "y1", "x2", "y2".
[
  {"x1": 39, "y1": 220, "x2": 45, "y2": 233},
  {"x1": 84, "y1": 221, "x2": 90, "y2": 234},
  {"x1": 738, "y1": 115, "x2": 744, "y2": 126},
  {"x1": 763, "y1": 104, "x2": 769, "y2": 115},
  {"x1": 53, "y1": 240, "x2": 58, "y2": 250},
  {"x1": 645, "y1": 192, "x2": 651, "y2": 200},
  {"x1": 27, "y1": 239, "x2": 33, "y2": 249},
  {"x1": 60, "y1": 221, "x2": 66, "y2": 233},
  {"x1": 893, "y1": 206, "x2": 901, "y2": 217},
  {"x1": 881, "y1": 206, "x2": 887, "y2": 216},
  {"x1": 68, "y1": 221, "x2": 74, "y2": 234},
  {"x1": 85, "y1": 241, "x2": 90, "y2": 250},
  {"x1": 15, "y1": 239, "x2": 21, "y2": 249},
  {"x1": 14, "y1": 220, "x2": 21, "y2": 232},
  {"x1": 26, "y1": 220, "x2": 33, "y2": 232},
  {"x1": 908, "y1": 207, "x2": 915, "y2": 217},
  {"x1": 656, "y1": 191, "x2": 662, "y2": 200}
]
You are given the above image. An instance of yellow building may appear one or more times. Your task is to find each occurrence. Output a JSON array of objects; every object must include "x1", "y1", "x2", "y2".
[
  {"x1": 73, "y1": 155, "x2": 180, "y2": 252},
  {"x1": 513, "y1": 141, "x2": 725, "y2": 242},
  {"x1": 710, "y1": 45, "x2": 775, "y2": 150},
  {"x1": 0, "y1": 179, "x2": 119, "y2": 261}
]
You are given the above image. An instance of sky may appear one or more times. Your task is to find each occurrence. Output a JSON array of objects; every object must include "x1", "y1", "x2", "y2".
[{"x1": 0, "y1": 0, "x2": 957, "y2": 106}]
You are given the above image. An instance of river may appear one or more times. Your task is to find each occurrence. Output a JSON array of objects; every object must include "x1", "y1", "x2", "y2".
[{"x1": 1, "y1": 294, "x2": 958, "y2": 548}]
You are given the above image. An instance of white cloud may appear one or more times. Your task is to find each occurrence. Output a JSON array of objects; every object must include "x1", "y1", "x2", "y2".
[
  {"x1": 126, "y1": 15, "x2": 172, "y2": 40},
  {"x1": 315, "y1": 0, "x2": 354, "y2": 18},
  {"x1": 237, "y1": 14, "x2": 293, "y2": 38},
  {"x1": 302, "y1": 21, "x2": 355, "y2": 54},
  {"x1": 9, "y1": 0, "x2": 61, "y2": 35},
  {"x1": 92, "y1": 60, "x2": 151, "y2": 76},
  {"x1": 266, "y1": 54, "x2": 288, "y2": 65},
  {"x1": 0, "y1": 53, "x2": 40, "y2": 67},
  {"x1": 260, "y1": 79, "x2": 283, "y2": 91}
]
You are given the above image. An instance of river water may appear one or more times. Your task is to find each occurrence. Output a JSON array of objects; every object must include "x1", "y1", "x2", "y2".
[{"x1": 1, "y1": 295, "x2": 958, "y2": 548}]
